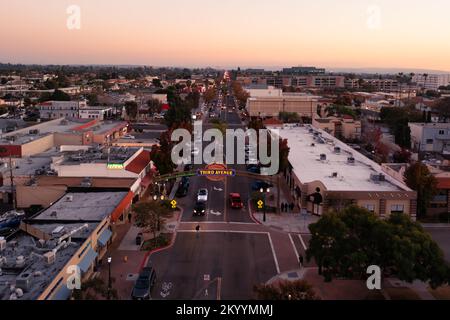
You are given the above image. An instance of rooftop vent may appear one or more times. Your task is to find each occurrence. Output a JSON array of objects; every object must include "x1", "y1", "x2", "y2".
[
  {"x1": 65, "y1": 195, "x2": 73, "y2": 202},
  {"x1": 320, "y1": 154, "x2": 327, "y2": 161},
  {"x1": 16, "y1": 272, "x2": 33, "y2": 292},
  {"x1": 347, "y1": 157, "x2": 355, "y2": 164},
  {"x1": 50, "y1": 211, "x2": 57, "y2": 218},
  {"x1": 16, "y1": 256, "x2": 26, "y2": 268},
  {"x1": 28, "y1": 129, "x2": 39, "y2": 135},
  {"x1": 311, "y1": 143, "x2": 315, "y2": 147},
  {"x1": 43, "y1": 251, "x2": 56, "y2": 265},
  {"x1": 331, "y1": 172, "x2": 338, "y2": 178},
  {"x1": 334, "y1": 147, "x2": 341, "y2": 154}
]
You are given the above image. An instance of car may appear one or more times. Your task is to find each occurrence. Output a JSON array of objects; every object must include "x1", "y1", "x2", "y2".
[
  {"x1": 193, "y1": 201, "x2": 207, "y2": 216},
  {"x1": 197, "y1": 188, "x2": 208, "y2": 202},
  {"x1": 246, "y1": 165, "x2": 260, "y2": 174},
  {"x1": 251, "y1": 180, "x2": 273, "y2": 191},
  {"x1": 136, "y1": 232, "x2": 144, "y2": 245},
  {"x1": 131, "y1": 266, "x2": 157, "y2": 300},
  {"x1": 122, "y1": 134, "x2": 135, "y2": 139},
  {"x1": 229, "y1": 193, "x2": 244, "y2": 209},
  {"x1": 153, "y1": 113, "x2": 165, "y2": 119}
]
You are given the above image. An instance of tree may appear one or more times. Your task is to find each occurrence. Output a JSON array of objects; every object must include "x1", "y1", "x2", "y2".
[
  {"x1": 133, "y1": 200, "x2": 173, "y2": 239},
  {"x1": 125, "y1": 101, "x2": 138, "y2": 120},
  {"x1": 278, "y1": 138, "x2": 290, "y2": 174},
  {"x1": 72, "y1": 277, "x2": 118, "y2": 300},
  {"x1": 404, "y1": 162, "x2": 438, "y2": 219},
  {"x1": 307, "y1": 206, "x2": 450, "y2": 288},
  {"x1": 152, "y1": 78, "x2": 162, "y2": 88},
  {"x1": 203, "y1": 87, "x2": 216, "y2": 104},
  {"x1": 146, "y1": 98, "x2": 162, "y2": 114},
  {"x1": 51, "y1": 89, "x2": 71, "y2": 101},
  {"x1": 393, "y1": 148, "x2": 411, "y2": 163},
  {"x1": 434, "y1": 97, "x2": 450, "y2": 122},
  {"x1": 254, "y1": 280, "x2": 320, "y2": 300},
  {"x1": 278, "y1": 112, "x2": 300, "y2": 123}
]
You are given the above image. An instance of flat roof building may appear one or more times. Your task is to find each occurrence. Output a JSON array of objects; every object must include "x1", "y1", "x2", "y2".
[
  {"x1": 269, "y1": 124, "x2": 416, "y2": 218},
  {"x1": 246, "y1": 95, "x2": 319, "y2": 118},
  {"x1": 0, "y1": 191, "x2": 131, "y2": 300}
]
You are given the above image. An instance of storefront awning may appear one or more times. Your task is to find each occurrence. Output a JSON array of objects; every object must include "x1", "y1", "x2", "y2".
[
  {"x1": 97, "y1": 228, "x2": 112, "y2": 247},
  {"x1": 51, "y1": 283, "x2": 72, "y2": 300},
  {"x1": 78, "y1": 247, "x2": 98, "y2": 274}
]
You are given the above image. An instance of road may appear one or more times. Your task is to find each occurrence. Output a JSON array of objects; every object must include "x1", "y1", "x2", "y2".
[{"x1": 146, "y1": 83, "x2": 302, "y2": 299}]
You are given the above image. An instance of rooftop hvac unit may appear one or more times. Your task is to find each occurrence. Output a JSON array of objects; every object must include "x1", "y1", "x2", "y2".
[
  {"x1": 320, "y1": 154, "x2": 327, "y2": 161},
  {"x1": 52, "y1": 226, "x2": 65, "y2": 236},
  {"x1": 331, "y1": 172, "x2": 338, "y2": 178},
  {"x1": 370, "y1": 173, "x2": 386, "y2": 182},
  {"x1": 16, "y1": 272, "x2": 33, "y2": 292},
  {"x1": 16, "y1": 255, "x2": 26, "y2": 268},
  {"x1": 28, "y1": 129, "x2": 39, "y2": 135},
  {"x1": 347, "y1": 157, "x2": 356, "y2": 164},
  {"x1": 334, "y1": 147, "x2": 341, "y2": 154},
  {"x1": 43, "y1": 251, "x2": 56, "y2": 265},
  {"x1": 65, "y1": 195, "x2": 73, "y2": 202}
]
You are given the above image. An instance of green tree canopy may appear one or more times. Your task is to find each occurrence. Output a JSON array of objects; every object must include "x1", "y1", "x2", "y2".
[
  {"x1": 404, "y1": 162, "x2": 438, "y2": 219},
  {"x1": 307, "y1": 205, "x2": 449, "y2": 288}
]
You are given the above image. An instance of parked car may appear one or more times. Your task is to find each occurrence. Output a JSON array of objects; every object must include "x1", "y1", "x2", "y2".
[
  {"x1": 229, "y1": 193, "x2": 244, "y2": 209},
  {"x1": 246, "y1": 165, "x2": 260, "y2": 174},
  {"x1": 131, "y1": 266, "x2": 157, "y2": 300},
  {"x1": 251, "y1": 180, "x2": 273, "y2": 191},
  {"x1": 136, "y1": 232, "x2": 144, "y2": 246},
  {"x1": 197, "y1": 188, "x2": 209, "y2": 202},
  {"x1": 122, "y1": 134, "x2": 135, "y2": 139},
  {"x1": 193, "y1": 201, "x2": 207, "y2": 216}
]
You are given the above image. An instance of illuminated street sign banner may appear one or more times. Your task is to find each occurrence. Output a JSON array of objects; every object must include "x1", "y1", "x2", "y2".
[{"x1": 197, "y1": 164, "x2": 235, "y2": 181}]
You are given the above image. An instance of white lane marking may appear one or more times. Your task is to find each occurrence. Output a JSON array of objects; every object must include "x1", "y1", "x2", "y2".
[
  {"x1": 288, "y1": 233, "x2": 299, "y2": 261},
  {"x1": 178, "y1": 230, "x2": 269, "y2": 235},
  {"x1": 267, "y1": 233, "x2": 281, "y2": 274},
  {"x1": 298, "y1": 234, "x2": 307, "y2": 251},
  {"x1": 210, "y1": 210, "x2": 222, "y2": 216},
  {"x1": 213, "y1": 186, "x2": 223, "y2": 192}
]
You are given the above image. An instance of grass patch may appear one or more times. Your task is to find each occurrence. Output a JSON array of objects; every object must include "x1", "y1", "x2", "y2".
[
  {"x1": 428, "y1": 285, "x2": 450, "y2": 300},
  {"x1": 141, "y1": 233, "x2": 171, "y2": 251},
  {"x1": 385, "y1": 287, "x2": 421, "y2": 300}
]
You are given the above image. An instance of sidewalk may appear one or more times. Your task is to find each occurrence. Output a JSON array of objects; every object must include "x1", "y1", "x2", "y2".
[{"x1": 253, "y1": 212, "x2": 319, "y2": 234}]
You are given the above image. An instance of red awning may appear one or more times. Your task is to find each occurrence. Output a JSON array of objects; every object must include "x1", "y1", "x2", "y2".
[{"x1": 111, "y1": 191, "x2": 134, "y2": 222}]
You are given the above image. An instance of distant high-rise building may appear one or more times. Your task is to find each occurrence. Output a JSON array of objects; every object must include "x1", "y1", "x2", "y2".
[
  {"x1": 282, "y1": 66, "x2": 326, "y2": 75},
  {"x1": 412, "y1": 74, "x2": 450, "y2": 90}
]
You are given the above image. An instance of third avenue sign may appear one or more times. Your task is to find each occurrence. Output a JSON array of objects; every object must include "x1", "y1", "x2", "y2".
[{"x1": 197, "y1": 163, "x2": 235, "y2": 182}]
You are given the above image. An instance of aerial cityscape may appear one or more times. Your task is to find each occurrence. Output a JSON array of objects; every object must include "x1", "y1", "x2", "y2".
[{"x1": 1, "y1": 0, "x2": 450, "y2": 316}]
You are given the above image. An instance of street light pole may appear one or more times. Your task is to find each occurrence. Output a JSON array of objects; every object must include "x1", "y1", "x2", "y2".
[{"x1": 107, "y1": 257, "x2": 112, "y2": 300}]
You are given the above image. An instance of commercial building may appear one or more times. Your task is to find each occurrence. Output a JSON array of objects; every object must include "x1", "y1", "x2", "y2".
[
  {"x1": 409, "y1": 123, "x2": 450, "y2": 154},
  {"x1": 312, "y1": 116, "x2": 362, "y2": 141},
  {"x1": 0, "y1": 118, "x2": 129, "y2": 158},
  {"x1": 269, "y1": 124, "x2": 416, "y2": 218},
  {"x1": 412, "y1": 74, "x2": 450, "y2": 91},
  {"x1": 246, "y1": 95, "x2": 319, "y2": 118},
  {"x1": 244, "y1": 85, "x2": 283, "y2": 98},
  {"x1": 282, "y1": 66, "x2": 326, "y2": 75},
  {"x1": 0, "y1": 191, "x2": 131, "y2": 300},
  {"x1": 38, "y1": 101, "x2": 87, "y2": 119}
]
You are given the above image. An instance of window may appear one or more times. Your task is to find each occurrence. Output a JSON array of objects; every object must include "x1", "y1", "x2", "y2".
[
  {"x1": 426, "y1": 139, "x2": 434, "y2": 144},
  {"x1": 363, "y1": 204, "x2": 375, "y2": 212},
  {"x1": 439, "y1": 130, "x2": 445, "y2": 135},
  {"x1": 391, "y1": 204, "x2": 404, "y2": 213}
]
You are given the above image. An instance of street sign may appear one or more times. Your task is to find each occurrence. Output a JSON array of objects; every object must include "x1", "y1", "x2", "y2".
[
  {"x1": 171, "y1": 200, "x2": 177, "y2": 209},
  {"x1": 257, "y1": 200, "x2": 264, "y2": 209}
]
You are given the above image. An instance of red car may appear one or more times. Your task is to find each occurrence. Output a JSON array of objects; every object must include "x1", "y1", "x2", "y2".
[{"x1": 229, "y1": 193, "x2": 244, "y2": 209}]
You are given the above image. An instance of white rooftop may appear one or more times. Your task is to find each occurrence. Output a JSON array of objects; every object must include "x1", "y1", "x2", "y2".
[
  {"x1": 270, "y1": 124, "x2": 412, "y2": 192},
  {"x1": 35, "y1": 192, "x2": 128, "y2": 221}
]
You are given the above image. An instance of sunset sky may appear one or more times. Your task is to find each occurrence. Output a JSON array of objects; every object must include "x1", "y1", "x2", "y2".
[{"x1": 1, "y1": 0, "x2": 449, "y2": 71}]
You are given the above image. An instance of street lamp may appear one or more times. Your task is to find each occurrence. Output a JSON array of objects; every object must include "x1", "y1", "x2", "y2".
[
  {"x1": 107, "y1": 257, "x2": 112, "y2": 300},
  {"x1": 153, "y1": 195, "x2": 158, "y2": 201},
  {"x1": 260, "y1": 187, "x2": 270, "y2": 222}
]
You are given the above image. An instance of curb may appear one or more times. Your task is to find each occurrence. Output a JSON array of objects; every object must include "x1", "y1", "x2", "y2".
[
  {"x1": 138, "y1": 207, "x2": 184, "y2": 271},
  {"x1": 248, "y1": 199, "x2": 262, "y2": 225}
]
